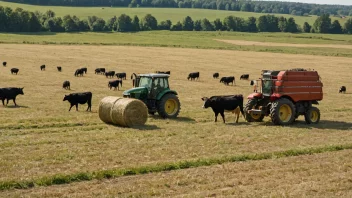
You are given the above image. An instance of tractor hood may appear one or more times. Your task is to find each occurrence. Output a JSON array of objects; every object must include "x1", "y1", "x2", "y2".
[{"x1": 123, "y1": 87, "x2": 148, "y2": 98}]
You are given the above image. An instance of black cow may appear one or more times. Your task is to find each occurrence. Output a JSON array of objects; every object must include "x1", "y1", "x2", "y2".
[
  {"x1": 3, "y1": 62, "x2": 6, "y2": 67},
  {"x1": 95, "y1": 68, "x2": 105, "y2": 74},
  {"x1": 40, "y1": 65, "x2": 45, "y2": 71},
  {"x1": 116, "y1": 72, "x2": 127, "y2": 80},
  {"x1": 339, "y1": 86, "x2": 346, "y2": 94},
  {"x1": 63, "y1": 92, "x2": 92, "y2": 111},
  {"x1": 240, "y1": 74, "x2": 249, "y2": 80},
  {"x1": 201, "y1": 95, "x2": 244, "y2": 123},
  {"x1": 187, "y1": 72, "x2": 200, "y2": 81},
  {"x1": 57, "y1": 66, "x2": 62, "y2": 72},
  {"x1": 11, "y1": 68, "x2": 19, "y2": 75},
  {"x1": 63, "y1": 81, "x2": 70, "y2": 90},
  {"x1": 108, "y1": 80, "x2": 123, "y2": 90},
  {"x1": 105, "y1": 71, "x2": 115, "y2": 78},
  {"x1": 81, "y1": 67, "x2": 87, "y2": 74},
  {"x1": 74, "y1": 68, "x2": 84, "y2": 77},
  {"x1": 213, "y1": 73, "x2": 219, "y2": 79},
  {"x1": 156, "y1": 71, "x2": 171, "y2": 75},
  {"x1": 0, "y1": 87, "x2": 24, "y2": 106},
  {"x1": 220, "y1": 76, "x2": 235, "y2": 85}
]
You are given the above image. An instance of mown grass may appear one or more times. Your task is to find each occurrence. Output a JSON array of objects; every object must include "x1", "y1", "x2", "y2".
[
  {"x1": 0, "y1": 1, "x2": 348, "y2": 26},
  {"x1": 1, "y1": 31, "x2": 352, "y2": 58},
  {"x1": 0, "y1": 143, "x2": 351, "y2": 191},
  {"x1": 0, "y1": 44, "x2": 351, "y2": 195}
]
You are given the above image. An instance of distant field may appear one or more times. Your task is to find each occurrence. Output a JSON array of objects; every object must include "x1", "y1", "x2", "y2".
[
  {"x1": 0, "y1": 44, "x2": 351, "y2": 196},
  {"x1": 1, "y1": 31, "x2": 352, "y2": 58},
  {"x1": 0, "y1": 1, "x2": 349, "y2": 26}
]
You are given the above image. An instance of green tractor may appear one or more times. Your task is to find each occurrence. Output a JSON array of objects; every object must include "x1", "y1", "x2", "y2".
[{"x1": 123, "y1": 73, "x2": 181, "y2": 118}]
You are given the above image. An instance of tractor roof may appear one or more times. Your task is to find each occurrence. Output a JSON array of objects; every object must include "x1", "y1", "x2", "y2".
[{"x1": 139, "y1": 73, "x2": 170, "y2": 78}]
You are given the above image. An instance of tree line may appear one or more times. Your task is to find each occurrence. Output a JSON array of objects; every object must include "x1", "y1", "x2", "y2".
[
  {"x1": 1, "y1": 6, "x2": 352, "y2": 34},
  {"x1": 3, "y1": 0, "x2": 352, "y2": 16}
]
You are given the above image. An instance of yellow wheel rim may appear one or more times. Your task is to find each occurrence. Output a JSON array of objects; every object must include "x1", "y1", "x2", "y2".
[
  {"x1": 250, "y1": 112, "x2": 262, "y2": 120},
  {"x1": 310, "y1": 110, "x2": 319, "y2": 122},
  {"x1": 279, "y1": 104, "x2": 292, "y2": 123},
  {"x1": 165, "y1": 99, "x2": 178, "y2": 115}
]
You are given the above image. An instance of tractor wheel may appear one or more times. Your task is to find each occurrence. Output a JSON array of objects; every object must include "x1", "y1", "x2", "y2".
[
  {"x1": 270, "y1": 98, "x2": 296, "y2": 126},
  {"x1": 157, "y1": 94, "x2": 180, "y2": 119},
  {"x1": 304, "y1": 107, "x2": 320, "y2": 124},
  {"x1": 244, "y1": 99, "x2": 264, "y2": 122}
]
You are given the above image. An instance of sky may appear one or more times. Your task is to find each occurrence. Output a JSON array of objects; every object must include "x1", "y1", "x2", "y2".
[{"x1": 263, "y1": 0, "x2": 352, "y2": 6}]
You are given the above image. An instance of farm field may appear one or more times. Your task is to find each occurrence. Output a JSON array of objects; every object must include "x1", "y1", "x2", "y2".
[
  {"x1": 2, "y1": 31, "x2": 352, "y2": 58},
  {"x1": 0, "y1": 43, "x2": 352, "y2": 196},
  {"x1": 0, "y1": 1, "x2": 348, "y2": 26}
]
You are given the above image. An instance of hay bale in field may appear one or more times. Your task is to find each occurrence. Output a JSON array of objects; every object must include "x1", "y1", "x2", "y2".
[{"x1": 99, "y1": 96, "x2": 148, "y2": 127}]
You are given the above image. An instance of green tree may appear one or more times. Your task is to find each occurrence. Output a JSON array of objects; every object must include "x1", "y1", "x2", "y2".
[
  {"x1": 107, "y1": 16, "x2": 117, "y2": 31},
  {"x1": 116, "y1": 14, "x2": 132, "y2": 32},
  {"x1": 344, "y1": 18, "x2": 352, "y2": 34},
  {"x1": 303, "y1": 22, "x2": 311, "y2": 33},
  {"x1": 132, "y1": 15, "x2": 140, "y2": 31},
  {"x1": 201, "y1": 18, "x2": 214, "y2": 31},
  {"x1": 286, "y1": 17, "x2": 298, "y2": 33},
  {"x1": 330, "y1": 20, "x2": 342, "y2": 34},
  {"x1": 213, "y1": 18, "x2": 223, "y2": 30},
  {"x1": 62, "y1": 15, "x2": 78, "y2": 32},
  {"x1": 194, "y1": 19, "x2": 201, "y2": 31},
  {"x1": 313, "y1": 13, "x2": 331, "y2": 33},
  {"x1": 91, "y1": 18, "x2": 105, "y2": 31},
  {"x1": 171, "y1": 21, "x2": 182, "y2": 31},
  {"x1": 246, "y1": 17, "x2": 257, "y2": 32},
  {"x1": 278, "y1": 16, "x2": 287, "y2": 32},
  {"x1": 140, "y1": 14, "x2": 157, "y2": 30},
  {"x1": 158, "y1": 20, "x2": 172, "y2": 30},
  {"x1": 28, "y1": 12, "x2": 42, "y2": 32},
  {"x1": 182, "y1": 16, "x2": 194, "y2": 31}
]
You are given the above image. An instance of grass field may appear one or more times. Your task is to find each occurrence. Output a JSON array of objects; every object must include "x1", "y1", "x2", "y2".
[
  {"x1": 0, "y1": 1, "x2": 349, "y2": 26},
  {"x1": 0, "y1": 43, "x2": 352, "y2": 196}
]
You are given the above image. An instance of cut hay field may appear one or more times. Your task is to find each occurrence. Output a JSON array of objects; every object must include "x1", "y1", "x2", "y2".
[
  {"x1": 0, "y1": 44, "x2": 352, "y2": 196},
  {"x1": 0, "y1": 1, "x2": 348, "y2": 26}
]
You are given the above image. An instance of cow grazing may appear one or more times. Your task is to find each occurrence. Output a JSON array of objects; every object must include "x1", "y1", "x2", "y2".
[
  {"x1": 3, "y1": 62, "x2": 6, "y2": 67},
  {"x1": 11, "y1": 68, "x2": 19, "y2": 75},
  {"x1": 339, "y1": 86, "x2": 346, "y2": 94},
  {"x1": 63, "y1": 81, "x2": 70, "y2": 90},
  {"x1": 0, "y1": 87, "x2": 24, "y2": 106},
  {"x1": 95, "y1": 68, "x2": 105, "y2": 74},
  {"x1": 108, "y1": 80, "x2": 123, "y2": 90},
  {"x1": 213, "y1": 73, "x2": 219, "y2": 79},
  {"x1": 63, "y1": 92, "x2": 92, "y2": 111},
  {"x1": 240, "y1": 74, "x2": 249, "y2": 80},
  {"x1": 81, "y1": 67, "x2": 87, "y2": 74},
  {"x1": 220, "y1": 76, "x2": 235, "y2": 85},
  {"x1": 74, "y1": 68, "x2": 84, "y2": 77},
  {"x1": 116, "y1": 72, "x2": 127, "y2": 80},
  {"x1": 187, "y1": 72, "x2": 200, "y2": 81},
  {"x1": 156, "y1": 71, "x2": 171, "y2": 75},
  {"x1": 57, "y1": 66, "x2": 62, "y2": 72},
  {"x1": 201, "y1": 95, "x2": 244, "y2": 123},
  {"x1": 40, "y1": 65, "x2": 45, "y2": 71},
  {"x1": 105, "y1": 71, "x2": 115, "y2": 78}
]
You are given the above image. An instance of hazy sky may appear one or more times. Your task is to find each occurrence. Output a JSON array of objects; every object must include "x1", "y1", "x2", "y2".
[{"x1": 263, "y1": 0, "x2": 352, "y2": 5}]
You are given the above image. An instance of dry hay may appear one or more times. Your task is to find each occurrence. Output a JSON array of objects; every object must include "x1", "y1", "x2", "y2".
[
  {"x1": 99, "y1": 96, "x2": 121, "y2": 124},
  {"x1": 111, "y1": 98, "x2": 148, "y2": 127},
  {"x1": 99, "y1": 96, "x2": 148, "y2": 127}
]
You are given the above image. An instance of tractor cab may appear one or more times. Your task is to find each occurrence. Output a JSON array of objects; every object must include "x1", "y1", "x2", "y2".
[{"x1": 123, "y1": 73, "x2": 180, "y2": 118}]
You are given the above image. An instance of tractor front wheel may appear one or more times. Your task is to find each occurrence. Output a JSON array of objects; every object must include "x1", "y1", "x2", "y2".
[
  {"x1": 270, "y1": 98, "x2": 296, "y2": 126},
  {"x1": 157, "y1": 94, "x2": 180, "y2": 118},
  {"x1": 304, "y1": 107, "x2": 320, "y2": 124},
  {"x1": 244, "y1": 99, "x2": 264, "y2": 122}
]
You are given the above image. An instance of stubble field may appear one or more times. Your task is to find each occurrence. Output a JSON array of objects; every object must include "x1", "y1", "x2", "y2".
[{"x1": 0, "y1": 43, "x2": 352, "y2": 197}]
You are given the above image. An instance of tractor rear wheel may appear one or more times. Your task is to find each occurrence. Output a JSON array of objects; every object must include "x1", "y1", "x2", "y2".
[
  {"x1": 157, "y1": 94, "x2": 180, "y2": 119},
  {"x1": 244, "y1": 99, "x2": 264, "y2": 122},
  {"x1": 304, "y1": 107, "x2": 320, "y2": 124},
  {"x1": 270, "y1": 98, "x2": 296, "y2": 125}
]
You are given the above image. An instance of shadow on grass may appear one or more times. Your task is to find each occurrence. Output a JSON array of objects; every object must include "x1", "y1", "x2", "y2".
[
  {"x1": 149, "y1": 116, "x2": 196, "y2": 123},
  {"x1": 257, "y1": 120, "x2": 352, "y2": 131},
  {"x1": 0, "y1": 32, "x2": 57, "y2": 36},
  {"x1": 226, "y1": 122, "x2": 251, "y2": 126},
  {"x1": 4, "y1": 105, "x2": 29, "y2": 109}
]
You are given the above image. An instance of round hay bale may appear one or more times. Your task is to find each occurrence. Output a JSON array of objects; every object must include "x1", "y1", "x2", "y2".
[
  {"x1": 98, "y1": 96, "x2": 121, "y2": 124},
  {"x1": 111, "y1": 98, "x2": 148, "y2": 127}
]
